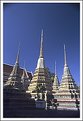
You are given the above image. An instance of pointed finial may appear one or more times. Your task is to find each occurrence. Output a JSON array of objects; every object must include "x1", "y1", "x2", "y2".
[
  {"x1": 64, "y1": 44, "x2": 67, "y2": 66},
  {"x1": 16, "y1": 44, "x2": 20, "y2": 64},
  {"x1": 40, "y1": 29, "x2": 43, "y2": 58},
  {"x1": 55, "y1": 61, "x2": 56, "y2": 75}
]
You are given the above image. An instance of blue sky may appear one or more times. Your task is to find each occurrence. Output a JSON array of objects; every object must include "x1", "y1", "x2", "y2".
[{"x1": 3, "y1": 3, "x2": 80, "y2": 85}]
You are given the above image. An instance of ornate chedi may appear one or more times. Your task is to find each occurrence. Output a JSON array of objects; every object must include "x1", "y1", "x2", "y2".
[
  {"x1": 55, "y1": 45, "x2": 80, "y2": 110},
  {"x1": 3, "y1": 49, "x2": 34, "y2": 117},
  {"x1": 27, "y1": 30, "x2": 52, "y2": 99},
  {"x1": 52, "y1": 61, "x2": 59, "y2": 93},
  {"x1": 4, "y1": 49, "x2": 24, "y2": 91}
]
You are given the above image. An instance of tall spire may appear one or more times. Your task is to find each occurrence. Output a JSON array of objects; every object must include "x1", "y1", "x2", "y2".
[
  {"x1": 36, "y1": 30, "x2": 45, "y2": 69},
  {"x1": 64, "y1": 44, "x2": 67, "y2": 66},
  {"x1": 55, "y1": 61, "x2": 56, "y2": 75},
  {"x1": 63, "y1": 44, "x2": 71, "y2": 76},
  {"x1": 9, "y1": 46, "x2": 20, "y2": 77},
  {"x1": 16, "y1": 44, "x2": 20, "y2": 64},
  {"x1": 4, "y1": 45, "x2": 24, "y2": 91},
  {"x1": 16, "y1": 48, "x2": 20, "y2": 65},
  {"x1": 39, "y1": 29, "x2": 43, "y2": 58}
]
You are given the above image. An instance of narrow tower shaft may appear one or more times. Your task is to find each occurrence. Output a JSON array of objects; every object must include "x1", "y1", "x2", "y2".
[
  {"x1": 16, "y1": 45, "x2": 20, "y2": 64},
  {"x1": 63, "y1": 44, "x2": 71, "y2": 76},
  {"x1": 40, "y1": 29, "x2": 43, "y2": 58},
  {"x1": 36, "y1": 30, "x2": 45, "y2": 69},
  {"x1": 55, "y1": 61, "x2": 56, "y2": 75},
  {"x1": 64, "y1": 44, "x2": 67, "y2": 66},
  {"x1": 10, "y1": 47, "x2": 20, "y2": 77}
]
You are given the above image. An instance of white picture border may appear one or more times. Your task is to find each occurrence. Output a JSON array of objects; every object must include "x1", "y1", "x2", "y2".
[{"x1": 1, "y1": 0, "x2": 82, "y2": 120}]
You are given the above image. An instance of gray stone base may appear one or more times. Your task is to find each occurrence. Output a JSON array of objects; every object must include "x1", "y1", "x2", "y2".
[{"x1": 57, "y1": 98, "x2": 80, "y2": 110}]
